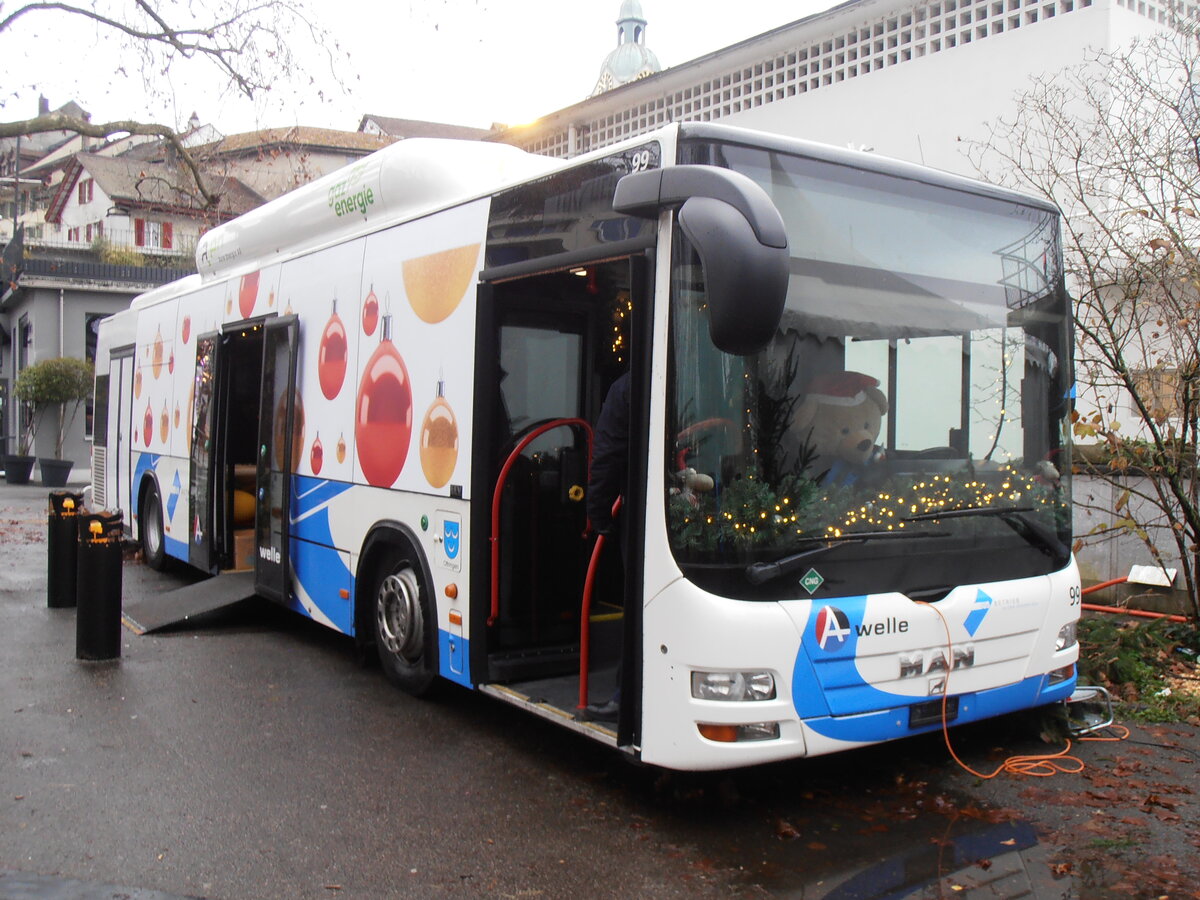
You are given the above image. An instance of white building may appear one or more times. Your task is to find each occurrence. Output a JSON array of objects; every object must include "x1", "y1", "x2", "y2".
[{"x1": 495, "y1": 0, "x2": 1164, "y2": 179}]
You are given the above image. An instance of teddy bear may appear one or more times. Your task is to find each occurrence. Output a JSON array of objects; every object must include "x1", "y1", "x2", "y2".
[{"x1": 795, "y1": 371, "x2": 889, "y2": 487}]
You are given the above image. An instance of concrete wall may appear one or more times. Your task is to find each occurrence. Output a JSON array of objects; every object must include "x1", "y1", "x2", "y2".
[{"x1": 1072, "y1": 472, "x2": 1192, "y2": 610}]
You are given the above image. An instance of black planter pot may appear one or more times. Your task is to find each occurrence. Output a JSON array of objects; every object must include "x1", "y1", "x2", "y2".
[
  {"x1": 4, "y1": 455, "x2": 36, "y2": 485},
  {"x1": 38, "y1": 458, "x2": 74, "y2": 487}
]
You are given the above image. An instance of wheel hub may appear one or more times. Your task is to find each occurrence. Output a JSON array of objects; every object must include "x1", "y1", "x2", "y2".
[{"x1": 376, "y1": 567, "x2": 423, "y2": 663}]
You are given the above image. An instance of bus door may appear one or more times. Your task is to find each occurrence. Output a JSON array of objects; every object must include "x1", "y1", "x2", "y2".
[
  {"x1": 111, "y1": 349, "x2": 134, "y2": 526},
  {"x1": 483, "y1": 260, "x2": 633, "y2": 684},
  {"x1": 188, "y1": 320, "x2": 276, "y2": 576},
  {"x1": 189, "y1": 333, "x2": 221, "y2": 571},
  {"x1": 254, "y1": 316, "x2": 299, "y2": 603}
]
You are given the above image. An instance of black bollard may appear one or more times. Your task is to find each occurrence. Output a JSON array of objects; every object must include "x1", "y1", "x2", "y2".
[
  {"x1": 47, "y1": 490, "x2": 84, "y2": 608},
  {"x1": 76, "y1": 510, "x2": 124, "y2": 661}
]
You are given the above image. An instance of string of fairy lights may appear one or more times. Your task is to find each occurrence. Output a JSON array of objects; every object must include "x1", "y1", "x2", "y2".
[{"x1": 670, "y1": 465, "x2": 1065, "y2": 550}]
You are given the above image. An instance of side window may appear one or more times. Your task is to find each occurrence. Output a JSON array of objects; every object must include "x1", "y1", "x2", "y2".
[
  {"x1": 92, "y1": 374, "x2": 109, "y2": 447},
  {"x1": 498, "y1": 323, "x2": 582, "y2": 455}
]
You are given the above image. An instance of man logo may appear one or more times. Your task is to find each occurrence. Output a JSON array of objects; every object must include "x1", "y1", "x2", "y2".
[{"x1": 815, "y1": 606, "x2": 851, "y2": 650}]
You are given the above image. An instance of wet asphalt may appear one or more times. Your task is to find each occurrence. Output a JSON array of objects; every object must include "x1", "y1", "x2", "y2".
[{"x1": 3, "y1": 482, "x2": 1200, "y2": 899}]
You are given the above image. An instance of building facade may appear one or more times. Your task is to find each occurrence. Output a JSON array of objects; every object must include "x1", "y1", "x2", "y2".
[{"x1": 493, "y1": 0, "x2": 1164, "y2": 178}]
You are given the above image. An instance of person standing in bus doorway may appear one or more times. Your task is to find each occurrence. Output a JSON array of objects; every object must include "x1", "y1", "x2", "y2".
[{"x1": 583, "y1": 370, "x2": 630, "y2": 723}]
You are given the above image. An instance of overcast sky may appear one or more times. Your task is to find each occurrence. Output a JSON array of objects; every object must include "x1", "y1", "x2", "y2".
[{"x1": 3, "y1": 1, "x2": 840, "y2": 136}]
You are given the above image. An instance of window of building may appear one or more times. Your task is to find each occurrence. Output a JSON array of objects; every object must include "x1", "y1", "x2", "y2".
[
  {"x1": 77, "y1": 178, "x2": 94, "y2": 205},
  {"x1": 1131, "y1": 367, "x2": 1188, "y2": 421}
]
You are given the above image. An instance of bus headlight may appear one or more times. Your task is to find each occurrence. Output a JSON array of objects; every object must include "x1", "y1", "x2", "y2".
[
  {"x1": 691, "y1": 670, "x2": 776, "y2": 701},
  {"x1": 1056, "y1": 621, "x2": 1078, "y2": 651}
]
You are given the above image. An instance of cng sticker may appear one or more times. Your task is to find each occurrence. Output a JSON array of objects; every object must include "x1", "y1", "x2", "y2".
[{"x1": 800, "y1": 567, "x2": 825, "y2": 595}]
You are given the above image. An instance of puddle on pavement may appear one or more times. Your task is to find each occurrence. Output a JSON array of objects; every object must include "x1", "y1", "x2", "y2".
[
  {"x1": 763, "y1": 816, "x2": 1069, "y2": 899},
  {"x1": 642, "y1": 738, "x2": 1099, "y2": 899}
]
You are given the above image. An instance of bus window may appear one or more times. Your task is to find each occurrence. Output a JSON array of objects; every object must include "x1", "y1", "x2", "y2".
[{"x1": 499, "y1": 324, "x2": 583, "y2": 456}]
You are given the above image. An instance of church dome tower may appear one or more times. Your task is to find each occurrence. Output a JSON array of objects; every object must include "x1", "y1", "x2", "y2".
[{"x1": 592, "y1": 1, "x2": 662, "y2": 96}]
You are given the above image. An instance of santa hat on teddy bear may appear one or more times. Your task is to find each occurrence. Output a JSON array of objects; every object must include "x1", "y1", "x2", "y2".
[{"x1": 804, "y1": 371, "x2": 883, "y2": 408}]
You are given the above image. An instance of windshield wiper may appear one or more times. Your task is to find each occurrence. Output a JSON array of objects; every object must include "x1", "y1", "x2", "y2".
[
  {"x1": 745, "y1": 529, "x2": 949, "y2": 586},
  {"x1": 903, "y1": 505, "x2": 1068, "y2": 559}
]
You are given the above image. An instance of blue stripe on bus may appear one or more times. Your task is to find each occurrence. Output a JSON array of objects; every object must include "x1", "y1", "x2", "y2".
[
  {"x1": 795, "y1": 670, "x2": 1075, "y2": 745},
  {"x1": 131, "y1": 452, "x2": 160, "y2": 498},
  {"x1": 290, "y1": 474, "x2": 354, "y2": 527},
  {"x1": 438, "y1": 630, "x2": 472, "y2": 687},
  {"x1": 132, "y1": 452, "x2": 189, "y2": 562},
  {"x1": 164, "y1": 534, "x2": 188, "y2": 560},
  {"x1": 792, "y1": 592, "x2": 1076, "y2": 742}
]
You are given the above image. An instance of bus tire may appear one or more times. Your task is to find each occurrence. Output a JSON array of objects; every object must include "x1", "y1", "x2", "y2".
[
  {"x1": 371, "y1": 547, "x2": 437, "y2": 696},
  {"x1": 140, "y1": 481, "x2": 168, "y2": 571}
]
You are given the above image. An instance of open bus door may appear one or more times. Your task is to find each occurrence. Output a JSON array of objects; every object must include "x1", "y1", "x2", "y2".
[
  {"x1": 110, "y1": 349, "x2": 134, "y2": 525},
  {"x1": 189, "y1": 333, "x2": 221, "y2": 571},
  {"x1": 476, "y1": 256, "x2": 646, "y2": 745},
  {"x1": 255, "y1": 316, "x2": 299, "y2": 603}
]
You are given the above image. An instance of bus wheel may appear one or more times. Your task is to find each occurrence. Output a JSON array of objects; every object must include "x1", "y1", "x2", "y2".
[
  {"x1": 372, "y1": 553, "x2": 436, "y2": 695},
  {"x1": 140, "y1": 482, "x2": 168, "y2": 571}
]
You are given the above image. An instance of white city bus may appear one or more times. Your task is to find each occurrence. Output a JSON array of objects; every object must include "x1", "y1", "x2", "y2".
[{"x1": 91, "y1": 123, "x2": 1080, "y2": 771}]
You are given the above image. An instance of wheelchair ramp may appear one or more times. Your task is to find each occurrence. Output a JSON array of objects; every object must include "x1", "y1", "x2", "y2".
[{"x1": 123, "y1": 571, "x2": 258, "y2": 635}]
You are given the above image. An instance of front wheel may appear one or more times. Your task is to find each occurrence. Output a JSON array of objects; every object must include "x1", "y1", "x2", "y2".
[
  {"x1": 372, "y1": 551, "x2": 437, "y2": 696},
  {"x1": 140, "y1": 482, "x2": 167, "y2": 571}
]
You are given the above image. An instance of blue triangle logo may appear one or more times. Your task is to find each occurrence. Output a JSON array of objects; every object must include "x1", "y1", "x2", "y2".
[{"x1": 963, "y1": 588, "x2": 993, "y2": 637}]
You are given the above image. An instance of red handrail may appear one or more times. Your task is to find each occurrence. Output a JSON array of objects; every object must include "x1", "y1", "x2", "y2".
[
  {"x1": 488, "y1": 418, "x2": 593, "y2": 628},
  {"x1": 579, "y1": 497, "x2": 622, "y2": 710}
]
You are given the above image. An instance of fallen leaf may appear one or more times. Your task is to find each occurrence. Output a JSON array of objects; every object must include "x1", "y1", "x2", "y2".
[{"x1": 774, "y1": 818, "x2": 800, "y2": 840}]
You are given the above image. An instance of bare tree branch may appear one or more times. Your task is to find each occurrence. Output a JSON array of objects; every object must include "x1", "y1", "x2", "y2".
[
  {"x1": 970, "y1": 26, "x2": 1200, "y2": 616},
  {"x1": 0, "y1": 113, "x2": 218, "y2": 206}
]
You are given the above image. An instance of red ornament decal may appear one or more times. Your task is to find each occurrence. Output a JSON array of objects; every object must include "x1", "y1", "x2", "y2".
[
  {"x1": 362, "y1": 285, "x2": 379, "y2": 336},
  {"x1": 355, "y1": 330, "x2": 412, "y2": 487},
  {"x1": 318, "y1": 304, "x2": 348, "y2": 400},
  {"x1": 181, "y1": 315, "x2": 191, "y2": 344},
  {"x1": 168, "y1": 351, "x2": 175, "y2": 375},
  {"x1": 239, "y1": 271, "x2": 260, "y2": 319},
  {"x1": 143, "y1": 402, "x2": 153, "y2": 447},
  {"x1": 310, "y1": 433, "x2": 324, "y2": 475}
]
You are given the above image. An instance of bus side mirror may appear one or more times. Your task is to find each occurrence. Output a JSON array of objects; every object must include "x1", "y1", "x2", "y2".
[{"x1": 613, "y1": 165, "x2": 789, "y2": 355}]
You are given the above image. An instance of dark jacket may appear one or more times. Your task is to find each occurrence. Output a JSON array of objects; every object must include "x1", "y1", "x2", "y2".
[{"x1": 587, "y1": 372, "x2": 630, "y2": 534}]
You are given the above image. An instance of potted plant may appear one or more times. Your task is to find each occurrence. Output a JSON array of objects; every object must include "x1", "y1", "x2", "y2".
[
  {"x1": 3, "y1": 385, "x2": 39, "y2": 485},
  {"x1": 12, "y1": 357, "x2": 95, "y2": 487}
]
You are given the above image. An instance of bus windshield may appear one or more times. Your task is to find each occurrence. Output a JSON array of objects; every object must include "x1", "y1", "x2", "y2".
[{"x1": 667, "y1": 141, "x2": 1073, "y2": 601}]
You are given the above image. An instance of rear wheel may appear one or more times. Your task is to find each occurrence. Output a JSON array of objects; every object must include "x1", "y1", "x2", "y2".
[
  {"x1": 140, "y1": 482, "x2": 167, "y2": 571},
  {"x1": 372, "y1": 549, "x2": 437, "y2": 696}
]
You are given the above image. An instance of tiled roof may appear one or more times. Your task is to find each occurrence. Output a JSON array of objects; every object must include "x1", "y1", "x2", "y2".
[
  {"x1": 198, "y1": 126, "x2": 395, "y2": 156},
  {"x1": 357, "y1": 115, "x2": 492, "y2": 141},
  {"x1": 46, "y1": 152, "x2": 263, "y2": 223}
]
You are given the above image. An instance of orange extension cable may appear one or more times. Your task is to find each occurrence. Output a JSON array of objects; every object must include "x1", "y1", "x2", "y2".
[{"x1": 917, "y1": 601, "x2": 1128, "y2": 779}]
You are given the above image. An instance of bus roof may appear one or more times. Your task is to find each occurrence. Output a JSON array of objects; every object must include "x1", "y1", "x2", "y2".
[{"x1": 193, "y1": 138, "x2": 565, "y2": 284}]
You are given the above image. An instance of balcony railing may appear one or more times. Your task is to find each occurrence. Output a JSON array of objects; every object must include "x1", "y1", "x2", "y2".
[
  {"x1": 18, "y1": 256, "x2": 188, "y2": 286},
  {"x1": 27, "y1": 227, "x2": 199, "y2": 260}
]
